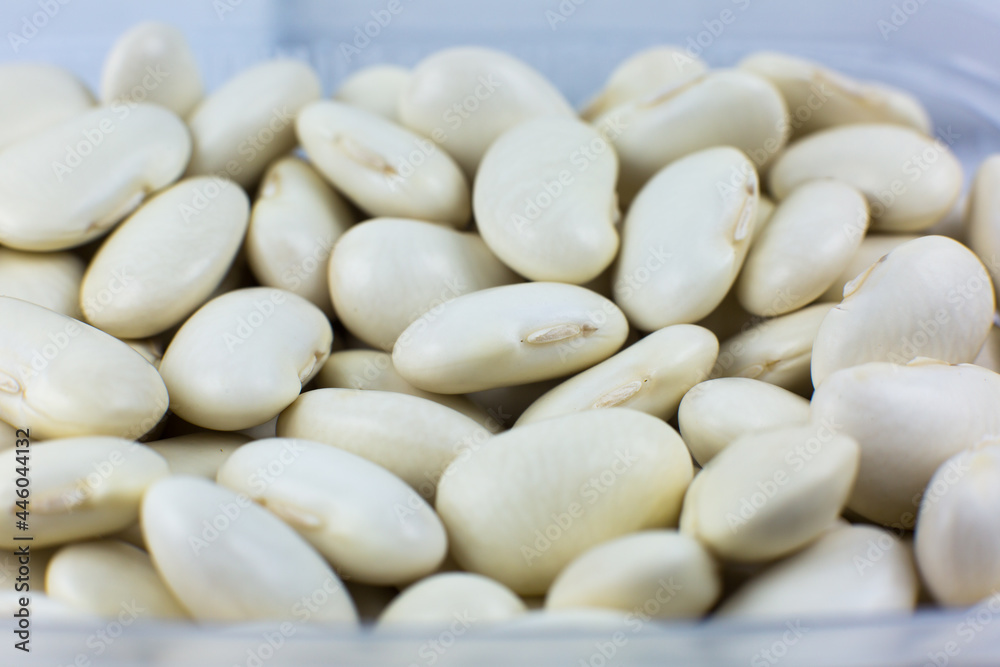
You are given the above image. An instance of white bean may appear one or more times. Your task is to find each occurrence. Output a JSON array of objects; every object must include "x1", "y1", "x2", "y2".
[
  {"x1": 810, "y1": 359, "x2": 1000, "y2": 528},
  {"x1": 217, "y1": 438, "x2": 448, "y2": 586},
  {"x1": 276, "y1": 388, "x2": 489, "y2": 502},
  {"x1": 185, "y1": 60, "x2": 320, "y2": 188},
  {"x1": 713, "y1": 302, "x2": 835, "y2": 395},
  {"x1": 739, "y1": 51, "x2": 930, "y2": 137},
  {"x1": 436, "y1": 409, "x2": 693, "y2": 594},
  {"x1": 0, "y1": 104, "x2": 191, "y2": 251},
  {"x1": 398, "y1": 47, "x2": 574, "y2": 174},
  {"x1": 46, "y1": 539, "x2": 188, "y2": 619},
  {"x1": 545, "y1": 530, "x2": 720, "y2": 619},
  {"x1": 717, "y1": 524, "x2": 918, "y2": 617},
  {"x1": 333, "y1": 65, "x2": 410, "y2": 122},
  {"x1": 768, "y1": 124, "x2": 963, "y2": 232},
  {"x1": 378, "y1": 572, "x2": 526, "y2": 625},
  {"x1": 678, "y1": 377, "x2": 811, "y2": 465},
  {"x1": 298, "y1": 101, "x2": 471, "y2": 225},
  {"x1": 81, "y1": 176, "x2": 250, "y2": 339},
  {"x1": 737, "y1": 180, "x2": 869, "y2": 316},
  {"x1": 158, "y1": 288, "x2": 332, "y2": 431},
  {"x1": 810, "y1": 236, "x2": 994, "y2": 387},
  {"x1": 613, "y1": 147, "x2": 759, "y2": 330},
  {"x1": 0, "y1": 437, "x2": 168, "y2": 549},
  {"x1": 329, "y1": 217, "x2": 518, "y2": 350},
  {"x1": 100, "y1": 21, "x2": 203, "y2": 117},
  {"x1": 0, "y1": 247, "x2": 85, "y2": 317},
  {"x1": 597, "y1": 70, "x2": 787, "y2": 203},
  {"x1": 473, "y1": 116, "x2": 619, "y2": 284},
  {"x1": 0, "y1": 64, "x2": 93, "y2": 150},
  {"x1": 680, "y1": 424, "x2": 859, "y2": 562},
  {"x1": 393, "y1": 282, "x2": 629, "y2": 394},
  {"x1": 580, "y1": 46, "x2": 707, "y2": 121},
  {"x1": 246, "y1": 157, "x2": 355, "y2": 316},
  {"x1": 516, "y1": 324, "x2": 718, "y2": 425},
  {"x1": 0, "y1": 297, "x2": 168, "y2": 440},
  {"x1": 141, "y1": 476, "x2": 357, "y2": 623},
  {"x1": 915, "y1": 444, "x2": 1000, "y2": 606}
]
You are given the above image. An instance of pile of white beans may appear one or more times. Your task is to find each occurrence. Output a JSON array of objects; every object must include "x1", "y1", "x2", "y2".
[{"x1": 2, "y1": 21, "x2": 1000, "y2": 636}]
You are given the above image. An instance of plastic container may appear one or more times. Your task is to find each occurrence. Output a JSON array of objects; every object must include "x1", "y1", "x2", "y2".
[{"x1": 4, "y1": 0, "x2": 1000, "y2": 664}]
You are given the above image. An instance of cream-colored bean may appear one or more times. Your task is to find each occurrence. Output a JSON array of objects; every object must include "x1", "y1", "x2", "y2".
[
  {"x1": 0, "y1": 297, "x2": 168, "y2": 440},
  {"x1": 737, "y1": 180, "x2": 869, "y2": 316},
  {"x1": 0, "y1": 437, "x2": 168, "y2": 549},
  {"x1": 0, "y1": 247, "x2": 85, "y2": 317},
  {"x1": 967, "y1": 155, "x2": 1000, "y2": 303},
  {"x1": 818, "y1": 234, "x2": 919, "y2": 302},
  {"x1": 329, "y1": 217, "x2": 518, "y2": 350},
  {"x1": 916, "y1": 445, "x2": 1000, "y2": 606},
  {"x1": 218, "y1": 438, "x2": 447, "y2": 586},
  {"x1": 0, "y1": 64, "x2": 93, "y2": 150},
  {"x1": 378, "y1": 572, "x2": 526, "y2": 625},
  {"x1": 333, "y1": 65, "x2": 410, "y2": 122},
  {"x1": 680, "y1": 425, "x2": 859, "y2": 562},
  {"x1": 678, "y1": 378, "x2": 811, "y2": 465},
  {"x1": 717, "y1": 524, "x2": 918, "y2": 618},
  {"x1": 613, "y1": 147, "x2": 759, "y2": 331},
  {"x1": 811, "y1": 236, "x2": 994, "y2": 386},
  {"x1": 436, "y1": 409, "x2": 693, "y2": 595},
  {"x1": 580, "y1": 46, "x2": 707, "y2": 121},
  {"x1": 473, "y1": 116, "x2": 619, "y2": 283},
  {"x1": 545, "y1": 530, "x2": 720, "y2": 618},
  {"x1": 246, "y1": 157, "x2": 354, "y2": 316},
  {"x1": 158, "y1": 288, "x2": 332, "y2": 431},
  {"x1": 100, "y1": 21, "x2": 203, "y2": 117},
  {"x1": 517, "y1": 324, "x2": 718, "y2": 425},
  {"x1": 398, "y1": 47, "x2": 574, "y2": 174},
  {"x1": 277, "y1": 388, "x2": 489, "y2": 501},
  {"x1": 739, "y1": 51, "x2": 931, "y2": 137},
  {"x1": 974, "y1": 323, "x2": 1000, "y2": 373},
  {"x1": 81, "y1": 177, "x2": 249, "y2": 338},
  {"x1": 315, "y1": 350, "x2": 498, "y2": 432},
  {"x1": 147, "y1": 432, "x2": 249, "y2": 478},
  {"x1": 186, "y1": 60, "x2": 320, "y2": 188},
  {"x1": 0, "y1": 105, "x2": 191, "y2": 251},
  {"x1": 46, "y1": 540, "x2": 188, "y2": 619},
  {"x1": 713, "y1": 302, "x2": 835, "y2": 395},
  {"x1": 597, "y1": 70, "x2": 787, "y2": 203},
  {"x1": 811, "y1": 359, "x2": 1000, "y2": 528},
  {"x1": 297, "y1": 101, "x2": 471, "y2": 226},
  {"x1": 394, "y1": 282, "x2": 629, "y2": 394},
  {"x1": 141, "y1": 476, "x2": 357, "y2": 623},
  {"x1": 768, "y1": 124, "x2": 963, "y2": 232}
]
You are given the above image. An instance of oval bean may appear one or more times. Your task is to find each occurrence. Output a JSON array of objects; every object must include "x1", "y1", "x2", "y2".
[{"x1": 393, "y1": 282, "x2": 629, "y2": 394}]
